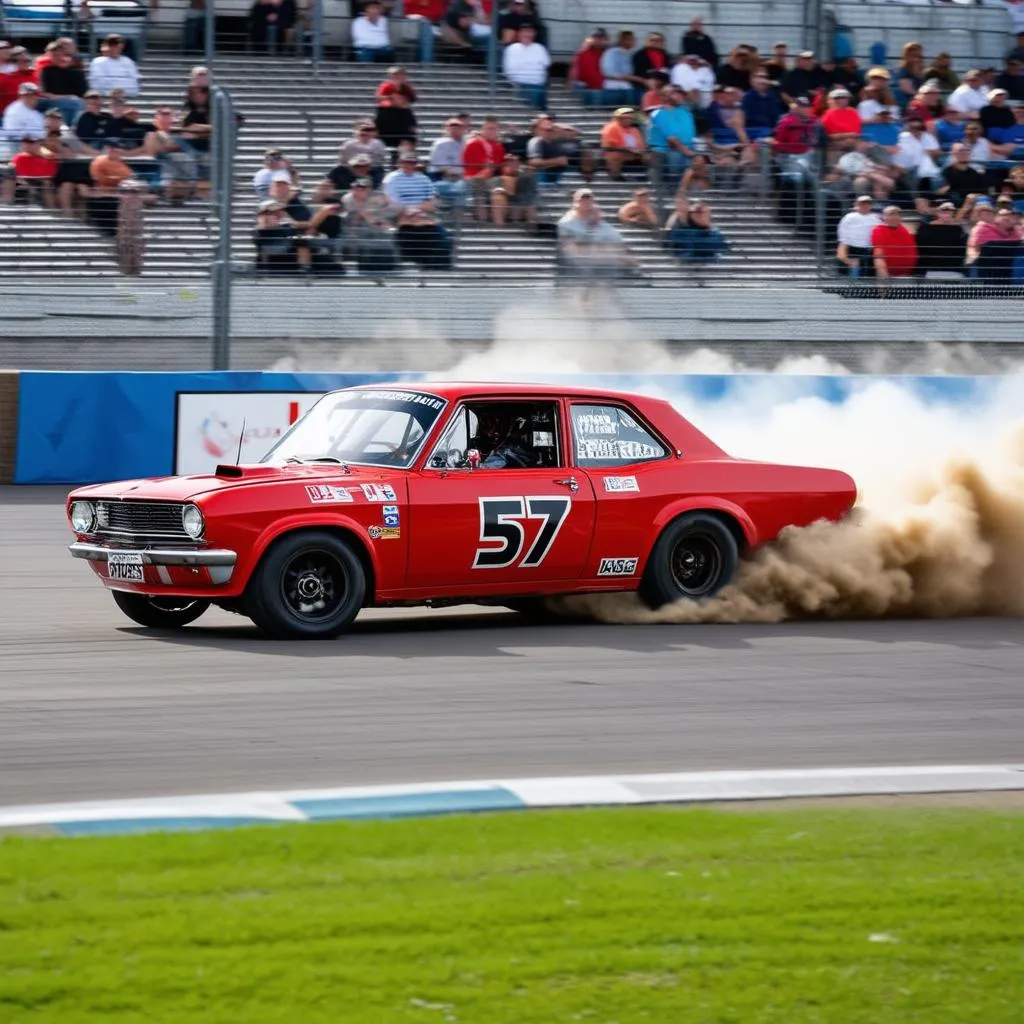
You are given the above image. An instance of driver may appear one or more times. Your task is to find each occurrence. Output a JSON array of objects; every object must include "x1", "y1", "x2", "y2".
[{"x1": 469, "y1": 408, "x2": 534, "y2": 468}]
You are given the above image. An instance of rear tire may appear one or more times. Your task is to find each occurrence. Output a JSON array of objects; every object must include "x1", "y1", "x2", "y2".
[
  {"x1": 245, "y1": 530, "x2": 366, "y2": 640},
  {"x1": 112, "y1": 591, "x2": 210, "y2": 629},
  {"x1": 639, "y1": 512, "x2": 739, "y2": 610}
]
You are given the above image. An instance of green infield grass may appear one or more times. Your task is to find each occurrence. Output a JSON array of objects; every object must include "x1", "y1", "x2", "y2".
[{"x1": 1, "y1": 806, "x2": 1022, "y2": 1023}]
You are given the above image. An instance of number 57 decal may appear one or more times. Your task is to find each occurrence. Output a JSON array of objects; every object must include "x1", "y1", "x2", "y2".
[{"x1": 473, "y1": 496, "x2": 572, "y2": 569}]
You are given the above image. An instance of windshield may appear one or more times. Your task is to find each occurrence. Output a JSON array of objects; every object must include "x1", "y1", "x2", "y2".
[{"x1": 261, "y1": 388, "x2": 447, "y2": 468}]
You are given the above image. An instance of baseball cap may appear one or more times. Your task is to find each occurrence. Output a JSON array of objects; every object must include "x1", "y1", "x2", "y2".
[
  {"x1": 798, "y1": 50, "x2": 814, "y2": 58},
  {"x1": 829, "y1": 88, "x2": 851, "y2": 98},
  {"x1": 591, "y1": 27, "x2": 608, "y2": 37},
  {"x1": 856, "y1": 195, "x2": 873, "y2": 203},
  {"x1": 989, "y1": 88, "x2": 1009, "y2": 98},
  {"x1": 794, "y1": 95, "x2": 811, "y2": 105},
  {"x1": 938, "y1": 201, "x2": 956, "y2": 210},
  {"x1": 43, "y1": 107, "x2": 62, "y2": 117},
  {"x1": 975, "y1": 196, "x2": 994, "y2": 207},
  {"x1": 573, "y1": 187, "x2": 594, "y2": 200},
  {"x1": 18, "y1": 82, "x2": 39, "y2": 94},
  {"x1": 349, "y1": 154, "x2": 372, "y2": 165},
  {"x1": 613, "y1": 106, "x2": 635, "y2": 117},
  {"x1": 258, "y1": 199, "x2": 283, "y2": 213},
  {"x1": 269, "y1": 169, "x2": 291, "y2": 183},
  {"x1": 0, "y1": 40, "x2": 10, "y2": 48},
  {"x1": 105, "y1": 33, "x2": 124, "y2": 43},
  {"x1": 398, "y1": 152, "x2": 418, "y2": 162},
  {"x1": 867, "y1": 66, "x2": 891, "y2": 79},
  {"x1": 352, "y1": 177, "x2": 372, "y2": 187}
]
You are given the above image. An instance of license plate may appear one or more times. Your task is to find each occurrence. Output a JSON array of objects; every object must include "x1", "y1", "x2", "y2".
[{"x1": 108, "y1": 551, "x2": 145, "y2": 582}]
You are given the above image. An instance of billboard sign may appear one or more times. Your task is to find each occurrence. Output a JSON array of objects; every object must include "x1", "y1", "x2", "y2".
[{"x1": 174, "y1": 391, "x2": 323, "y2": 475}]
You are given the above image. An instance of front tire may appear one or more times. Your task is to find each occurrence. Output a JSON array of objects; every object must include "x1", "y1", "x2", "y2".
[
  {"x1": 245, "y1": 530, "x2": 366, "y2": 639},
  {"x1": 639, "y1": 512, "x2": 739, "y2": 610},
  {"x1": 112, "y1": 591, "x2": 210, "y2": 629}
]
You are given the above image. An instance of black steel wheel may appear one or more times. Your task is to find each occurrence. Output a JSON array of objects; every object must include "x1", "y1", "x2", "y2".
[
  {"x1": 246, "y1": 530, "x2": 366, "y2": 639},
  {"x1": 111, "y1": 591, "x2": 210, "y2": 629},
  {"x1": 639, "y1": 512, "x2": 739, "y2": 610}
]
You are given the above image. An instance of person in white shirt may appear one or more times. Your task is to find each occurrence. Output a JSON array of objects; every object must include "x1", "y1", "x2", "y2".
[
  {"x1": 947, "y1": 70, "x2": 989, "y2": 118},
  {"x1": 88, "y1": 34, "x2": 141, "y2": 96},
  {"x1": 836, "y1": 195, "x2": 882, "y2": 276},
  {"x1": 671, "y1": 54, "x2": 715, "y2": 107},
  {"x1": 0, "y1": 39, "x2": 15, "y2": 74},
  {"x1": 502, "y1": 25, "x2": 550, "y2": 110},
  {"x1": 895, "y1": 118, "x2": 941, "y2": 187},
  {"x1": 351, "y1": 2, "x2": 395, "y2": 63},
  {"x1": 962, "y1": 120, "x2": 993, "y2": 163},
  {"x1": 2, "y1": 83, "x2": 46, "y2": 157}
]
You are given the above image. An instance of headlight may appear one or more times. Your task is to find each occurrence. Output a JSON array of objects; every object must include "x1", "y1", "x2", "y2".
[
  {"x1": 69, "y1": 500, "x2": 95, "y2": 533},
  {"x1": 182, "y1": 504, "x2": 205, "y2": 539}
]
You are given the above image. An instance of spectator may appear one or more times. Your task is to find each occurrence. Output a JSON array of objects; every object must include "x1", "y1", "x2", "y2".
[
  {"x1": 42, "y1": 107, "x2": 99, "y2": 213},
  {"x1": 74, "y1": 91, "x2": 113, "y2": 147},
  {"x1": 38, "y1": 46, "x2": 86, "y2": 126},
  {"x1": 318, "y1": 152, "x2": 378, "y2": 198},
  {"x1": 670, "y1": 54, "x2": 714, "y2": 108},
  {"x1": 925, "y1": 52, "x2": 960, "y2": 91},
  {"x1": 871, "y1": 205, "x2": 918, "y2": 278},
  {"x1": 915, "y1": 200, "x2": 967, "y2": 276},
  {"x1": 180, "y1": 84, "x2": 211, "y2": 160},
  {"x1": 894, "y1": 116, "x2": 941, "y2": 193},
  {"x1": 948, "y1": 69, "x2": 990, "y2": 118},
  {"x1": 2, "y1": 83, "x2": 45, "y2": 154},
  {"x1": 427, "y1": 116, "x2": 468, "y2": 213},
  {"x1": 382, "y1": 151, "x2": 453, "y2": 269},
  {"x1": 647, "y1": 84, "x2": 698, "y2": 184},
  {"x1": 820, "y1": 87, "x2": 862, "y2": 141},
  {"x1": 253, "y1": 199, "x2": 317, "y2": 274},
  {"x1": 770, "y1": 95, "x2": 819, "y2": 161},
  {"x1": 906, "y1": 81, "x2": 946, "y2": 127},
  {"x1": 831, "y1": 57, "x2": 865, "y2": 102},
  {"x1": 375, "y1": 90, "x2": 417, "y2": 151},
  {"x1": 463, "y1": 115, "x2": 505, "y2": 218},
  {"x1": 963, "y1": 119, "x2": 994, "y2": 164},
  {"x1": 600, "y1": 106, "x2": 647, "y2": 179},
  {"x1": 990, "y1": 101, "x2": 1024, "y2": 158},
  {"x1": 352, "y1": 2, "x2": 395, "y2": 62},
  {"x1": 967, "y1": 205, "x2": 1023, "y2": 278},
  {"x1": 600, "y1": 30, "x2": 646, "y2": 102},
  {"x1": 633, "y1": 33, "x2": 672, "y2": 80},
  {"x1": 981, "y1": 88, "x2": 1015, "y2": 137},
  {"x1": 569, "y1": 29, "x2": 609, "y2": 105},
  {"x1": 557, "y1": 187, "x2": 639, "y2": 280},
  {"x1": 932, "y1": 107, "x2": 965, "y2": 149},
  {"x1": 1000, "y1": 162, "x2": 1024, "y2": 208},
  {"x1": 88, "y1": 35, "x2": 140, "y2": 97},
  {"x1": 618, "y1": 187, "x2": 659, "y2": 227},
  {"x1": 996, "y1": 57, "x2": 1024, "y2": 102},
  {"x1": 681, "y1": 18, "x2": 717, "y2": 70},
  {"x1": 502, "y1": 24, "x2": 550, "y2": 110},
  {"x1": 937, "y1": 141, "x2": 989, "y2": 205},
  {"x1": 2, "y1": 48, "x2": 39, "y2": 117},
  {"x1": 706, "y1": 86, "x2": 757, "y2": 173},
  {"x1": 665, "y1": 197, "x2": 730, "y2": 262},
  {"x1": 489, "y1": 153, "x2": 536, "y2": 226},
  {"x1": 254, "y1": 147, "x2": 300, "y2": 196},
  {"x1": 377, "y1": 66, "x2": 416, "y2": 105},
  {"x1": 831, "y1": 139, "x2": 896, "y2": 201},
  {"x1": 764, "y1": 42, "x2": 789, "y2": 82},
  {"x1": 780, "y1": 50, "x2": 825, "y2": 106},
  {"x1": 716, "y1": 45, "x2": 753, "y2": 93},
  {"x1": 1010, "y1": 30, "x2": 1024, "y2": 64},
  {"x1": 836, "y1": 195, "x2": 882, "y2": 276},
  {"x1": 441, "y1": 0, "x2": 492, "y2": 53},
  {"x1": 119, "y1": 105, "x2": 201, "y2": 203},
  {"x1": 680, "y1": 152, "x2": 712, "y2": 194},
  {"x1": 338, "y1": 120, "x2": 389, "y2": 180},
  {"x1": 84, "y1": 147, "x2": 134, "y2": 235},
  {"x1": 526, "y1": 114, "x2": 568, "y2": 185},
  {"x1": 895, "y1": 41, "x2": 926, "y2": 108},
  {"x1": 5, "y1": 135, "x2": 57, "y2": 206},
  {"x1": 741, "y1": 70, "x2": 783, "y2": 140},
  {"x1": 499, "y1": 0, "x2": 545, "y2": 47},
  {"x1": 640, "y1": 69, "x2": 671, "y2": 112},
  {"x1": 249, "y1": 0, "x2": 298, "y2": 54},
  {"x1": 343, "y1": 176, "x2": 399, "y2": 273}
]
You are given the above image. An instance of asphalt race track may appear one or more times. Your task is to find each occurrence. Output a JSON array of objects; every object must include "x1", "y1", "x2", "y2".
[{"x1": 2, "y1": 486, "x2": 1023, "y2": 807}]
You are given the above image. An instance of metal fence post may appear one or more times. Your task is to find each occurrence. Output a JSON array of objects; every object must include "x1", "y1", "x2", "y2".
[
  {"x1": 813, "y1": 157, "x2": 826, "y2": 282},
  {"x1": 487, "y1": 2, "x2": 499, "y2": 100},
  {"x1": 210, "y1": 86, "x2": 236, "y2": 371},
  {"x1": 205, "y1": 0, "x2": 215, "y2": 72},
  {"x1": 313, "y1": 0, "x2": 324, "y2": 77}
]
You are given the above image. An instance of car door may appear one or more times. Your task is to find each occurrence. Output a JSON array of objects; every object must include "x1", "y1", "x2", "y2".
[
  {"x1": 568, "y1": 400, "x2": 673, "y2": 580},
  {"x1": 405, "y1": 399, "x2": 597, "y2": 592}
]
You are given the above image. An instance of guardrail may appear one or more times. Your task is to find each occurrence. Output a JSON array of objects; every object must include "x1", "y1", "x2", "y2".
[{"x1": 6, "y1": 369, "x2": 1005, "y2": 483}]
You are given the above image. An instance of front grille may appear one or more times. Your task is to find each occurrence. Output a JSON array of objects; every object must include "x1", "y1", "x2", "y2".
[{"x1": 95, "y1": 500, "x2": 190, "y2": 542}]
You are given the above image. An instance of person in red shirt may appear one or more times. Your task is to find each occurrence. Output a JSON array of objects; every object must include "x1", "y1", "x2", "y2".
[
  {"x1": 9, "y1": 136, "x2": 58, "y2": 207},
  {"x1": 376, "y1": 65, "x2": 417, "y2": 105},
  {"x1": 569, "y1": 29, "x2": 609, "y2": 98},
  {"x1": 462, "y1": 115, "x2": 506, "y2": 220},
  {"x1": 770, "y1": 95, "x2": 819, "y2": 154},
  {"x1": 819, "y1": 87, "x2": 862, "y2": 140},
  {"x1": 871, "y1": 206, "x2": 918, "y2": 278},
  {"x1": 3, "y1": 46, "x2": 38, "y2": 110}
]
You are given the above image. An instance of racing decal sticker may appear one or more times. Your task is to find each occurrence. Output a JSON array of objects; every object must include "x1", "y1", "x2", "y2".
[
  {"x1": 382, "y1": 503, "x2": 400, "y2": 528},
  {"x1": 579, "y1": 439, "x2": 662, "y2": 461},
  {"x1": 533, "y1": 431, "x2": 554, "y2": 447},
  {"x1": 305, "y1": 484, "x2": 354, "y2": 504},
  {"x1": 352, "y1": 390, "x2": 445, "y2": 411},
  {"x1": 603, "y1": 475, "x2": 639, "y2": 493},
  {"x1": 472, "y1": 495, "x2": 571, "y2": 569},
  {"x1": 597, "y1": 557, "x2": 639, "y2": 576},
  {"x1": 368, "y1": 525, "x2": 401, "y2": 540},
  {"x1": 361, "y1": 483, "x2": 398, "y2": 502},
  {"x1": 574, "y1": 412, "x2": 618, "y2": 436}
]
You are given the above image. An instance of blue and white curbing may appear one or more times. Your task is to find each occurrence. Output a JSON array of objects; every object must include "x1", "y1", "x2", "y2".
[{"x1": 1, "y1": 765, "x2": 1023, "y2": 837}]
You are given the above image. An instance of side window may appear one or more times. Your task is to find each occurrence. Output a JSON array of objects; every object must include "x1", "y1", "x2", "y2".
[
  {"x1": 570, "y1": 404, "x2": 666, "y2": 468},
  {"x1": 427, "y1": 402, "x2": 561, "y2": 469}
]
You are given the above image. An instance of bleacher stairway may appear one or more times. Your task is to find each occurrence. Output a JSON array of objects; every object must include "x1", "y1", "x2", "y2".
[{"x1": 0, "y1": 55, "x2": 822, "y2": 284}]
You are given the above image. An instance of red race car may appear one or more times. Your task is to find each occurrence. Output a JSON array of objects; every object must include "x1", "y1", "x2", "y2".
[{"x1": 66, "y1": 382, "x2": 856, "y2": 639}]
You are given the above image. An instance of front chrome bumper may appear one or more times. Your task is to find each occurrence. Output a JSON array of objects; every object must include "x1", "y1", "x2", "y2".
[{"x1": 69, "y1": 542, "x2": 237, "y2": 585}]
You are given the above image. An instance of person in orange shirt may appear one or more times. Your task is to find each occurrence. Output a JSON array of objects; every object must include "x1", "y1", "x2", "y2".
[
  {"x1": 820, "y1": 87, "x2": 862, "y2": 142},
  {"x1": 89, "y1": 148, "x2": 134, "y2": 192},
  {"x1": 600, "y1": 106, "x2": 649, "y2": 178}
]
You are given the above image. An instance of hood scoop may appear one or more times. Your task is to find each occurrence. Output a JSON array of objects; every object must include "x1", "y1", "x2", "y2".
[{"x1": 214, "y1": 464, "x2": 281, "y2": 479}]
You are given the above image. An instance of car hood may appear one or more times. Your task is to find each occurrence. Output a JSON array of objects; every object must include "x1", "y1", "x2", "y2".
[{"x1": 70, "y1": 463, "x2": 401, "y2": 502}]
